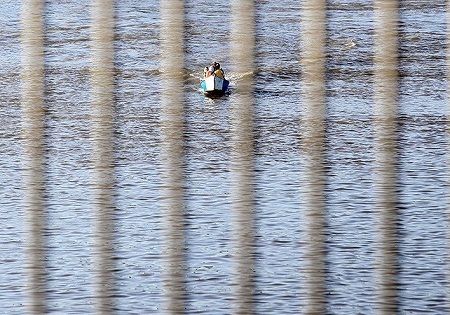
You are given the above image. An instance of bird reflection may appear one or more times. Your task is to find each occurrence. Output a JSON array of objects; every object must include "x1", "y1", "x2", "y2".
[{"x1": 21, "y1": 0, "x2": 48, "y2": 313}]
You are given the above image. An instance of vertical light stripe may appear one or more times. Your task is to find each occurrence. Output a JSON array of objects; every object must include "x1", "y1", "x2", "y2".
[
  {"x1": 160, "y1": 1, "x2": 187, "y2": 314},
  {"x1": 20, "y1": 0, "x2": 48, "y2": 313},
  {"x1": 373, "y1": 1, "x2": 400, "y2": 314},
  {"x1": 300, "y1": 0, "x2": 328, "y2": 313},
  {"x1": 447, "y1": 0, "x2": 450, "y2": 310},
  {"x1": 230, "y1": 1, "x2": 256, "y2": 314},
  {"x1": 91, "y1": 0, "x2": 117, "y2": 313}
]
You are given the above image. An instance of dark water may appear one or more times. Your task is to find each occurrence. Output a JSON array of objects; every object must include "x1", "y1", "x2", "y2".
[{"x1": 1, "y1": 0, "x2": 450, "y2": 314}]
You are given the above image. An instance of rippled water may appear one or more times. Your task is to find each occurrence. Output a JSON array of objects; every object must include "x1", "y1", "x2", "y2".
[{"x1": 1, "y1": 0, "x2": 450, "y2": 314}]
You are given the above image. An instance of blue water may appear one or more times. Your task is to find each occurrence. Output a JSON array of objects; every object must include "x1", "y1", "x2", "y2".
[{"x1": 1, "y1": 0, "x2": 449, "y2": 314}]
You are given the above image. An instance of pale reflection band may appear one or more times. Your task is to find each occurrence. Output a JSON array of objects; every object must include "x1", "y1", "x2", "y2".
[
  {"x1": 90, "y1": 0, "x2": 117, "y2": 314},
  {"x1": 373, "y1": 1, "x2": 400, "y2": 314},
  {"x1": 160, "y1": 0, "x2": 188, "y2": 314},
  {"x1": 230, "y1": 0, "x2": 257, "y2": 313},
  {"x1": 21, "y1": 0, "x2": 48, "y2": 313},
  {"x1": 300, "y1": 1, "x2": 328, "y2": 313}
]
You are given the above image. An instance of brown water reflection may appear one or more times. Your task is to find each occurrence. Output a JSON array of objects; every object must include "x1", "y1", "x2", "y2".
[
  {"x1": 299, "y1": 1, "x2": 328, "y2": 313},
  {"x1": 230, "y1": 0, "x2": 256, "y2": 313},
  {"x1": 373, "y1": 1, "x2": 400, "y2": 314},
  {"x1": 20, "y1": 0, "x2": 48, "y2": 313},
  {"x1": 160, "y1": 1, "x2": 188, "y2": 313},
  {"x1": 90, "y1": 0, "x2": 117, "y2": 313}
]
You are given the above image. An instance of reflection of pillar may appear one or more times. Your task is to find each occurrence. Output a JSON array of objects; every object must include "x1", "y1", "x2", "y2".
[
  {"x1": 448, "y1": 2, "x2": 450, "y2": 312},
  {"x1": 20, "y1": 1, "x2": 48, "y2": 314},
  {"x1": 90, "y1": 1, "x2": 116, "y2": 313},
  {"x1": 230, "y1": 1, "x2": 256, "y2": 314},
  {"x1": 160, "y1": 1, "x2": 187, "y2": 314},
  {"x1": 373, "y1": 1, "x2": 400, "y2": 314},
  {"x1": 299, "y1": 1, "x2": 327, "y2": 313}
]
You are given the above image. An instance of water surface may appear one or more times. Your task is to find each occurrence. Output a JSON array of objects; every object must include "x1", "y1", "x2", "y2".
[{"x1": 1, "y1": 0, "x2": 449, "y2": 314}]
